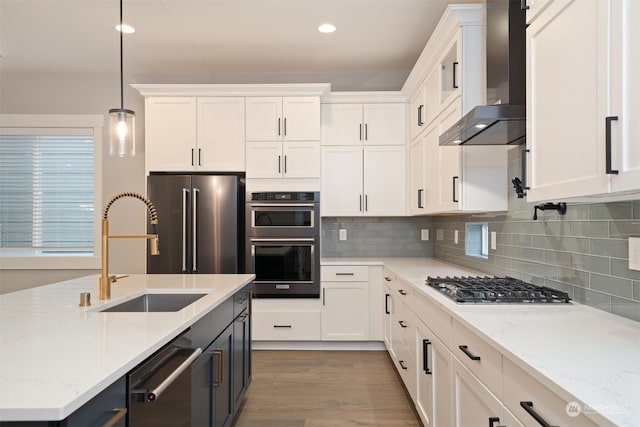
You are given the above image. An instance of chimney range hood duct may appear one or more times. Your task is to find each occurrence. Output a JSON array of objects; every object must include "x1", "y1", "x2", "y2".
[{"x1": 440, "y1": 0, "x2": 526, "y2": 146}]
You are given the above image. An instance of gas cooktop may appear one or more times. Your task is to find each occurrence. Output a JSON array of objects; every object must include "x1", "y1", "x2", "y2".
[{"x1": 426, "y1": 276, "x2": 571, "y2": 304}]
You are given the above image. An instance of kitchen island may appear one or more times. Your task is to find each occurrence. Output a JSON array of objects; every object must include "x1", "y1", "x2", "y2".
[{"x1": 0, "y1": 273, "x2": 254, "y2": 423}]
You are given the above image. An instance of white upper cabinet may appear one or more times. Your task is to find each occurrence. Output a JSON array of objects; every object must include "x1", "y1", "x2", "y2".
[
  {"x1": 197, "y1": 97, "x2": 245, "y2": 171},
  {"x1": 145, "y1": 97, "x2": 197, "y2": 172},
  {"x1": 321, "y1": 103, "x2": 406, "y2": 146},
  {"x1": 526, "y1": 0, "x2": 640, "y2": 201},
  {"x1": 245, "y1": 141, "x2": 320, "y2": 179},
  {"x1": 246, "y1": 96, "x2": 320, "y2": 141}
]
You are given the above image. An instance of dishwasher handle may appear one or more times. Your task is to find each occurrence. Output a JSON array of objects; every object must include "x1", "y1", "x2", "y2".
[{"x1": 136, "y1": 347, "x2": 203, "y2": 403}]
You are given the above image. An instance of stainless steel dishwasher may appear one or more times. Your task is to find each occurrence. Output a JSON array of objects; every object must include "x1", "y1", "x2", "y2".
[{"x1": 127, "y1": 330, "x2": 202, "y2": 426}]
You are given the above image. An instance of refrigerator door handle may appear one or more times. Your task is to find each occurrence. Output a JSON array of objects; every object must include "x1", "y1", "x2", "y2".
[
  {"x1": 192, "y1": 187, "x2": 200, "y2": 272},
  {"x1": 182, "y1": 188, "x2": 190, "y2": 272}
]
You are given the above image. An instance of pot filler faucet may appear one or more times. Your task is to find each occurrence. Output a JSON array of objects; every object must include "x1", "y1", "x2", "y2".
[{"x1": 100, "y1": 192, "x2": 159, "y2": 300}]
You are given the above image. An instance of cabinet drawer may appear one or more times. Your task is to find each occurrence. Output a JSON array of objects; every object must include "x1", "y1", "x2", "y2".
[
  {"x1": 321, "y1": 265, "x2": 369, "y2": 282},
  {"x1": 503, "y1": 358, "x2": 601, "y2": 427},
  {"x1": 386, "y1": 275, "x2": 414, "y2": 301},
  {"x1": 252, "y1": 310, "x2": 321, "y2": 341},
  {"x1": 394, "y1": 341, "x2": 417, "y2": 400},
  {"x1": 393, "y1": 300, "x2": 417, "y2": 350},
  {"x1": 413, "y1": 290, "x2": 452, "y2": 349},
  {"x1": 452, "y1": 319, "x2": 502, "y2": 400}
]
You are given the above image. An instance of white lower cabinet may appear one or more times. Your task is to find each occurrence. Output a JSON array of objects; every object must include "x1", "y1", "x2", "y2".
[
  {"x1": 321, "y1": 265, "x2": 370, "y2": 341},
  {"x1": 452, "y1": 357, "x2": 504, "y2": 427},
  {"x1": 416, "y1": 321, "x2": 452, "y2": 427},
  {"x1": 503, "y1": 358, "x2": 599, "y2": 427},
  {"x1": 252, "y1": 299, "x2": 321, "y2": 341}
]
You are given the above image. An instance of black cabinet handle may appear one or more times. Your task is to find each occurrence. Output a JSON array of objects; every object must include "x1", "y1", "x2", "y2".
[
  {"x1": 364, "y1": 194, "x2": 368, "y2": 211},
  {"x1": 284, "y1": 155, "x2": 287, "y2": 174},
  {"x1": 384, "y1": 277, "x2": 392, "y2": 282},
  {"x1": 359, "y1": 195, "x2": 363, "y2": 212},
  {"x1": 458, "y1": 345, "x2": 481, "y2": 361},
  {"x1": 522, "y1": 148, "x2": 530, "y2": 190},
  {"x1": 385, "y1": 293, "x2": 390, "y2": 314},
  {"x1": 418, "y1": 105, "x2": 424, "y2": 126},
  {"x1": 422, "y1": 339, "x2": 432, "y2": 375},
  {"x1": 398, "y1": 320, "x2": 408, "y2": 328},
  {"x1": 453, "y1": 62, "x2": 459, "y2": 89},
  {"x1": 365, "y1": 123, "x2": 368, "y2": 141},
  {"x1": 335, "y1": 272, "x2": 355, "y2": 276},
  {"x1": 284, "y1": 117, "x2": 287, "y2": 136},
  {"x1": 198, "y1": 148, "x2": 202, "y2": 166},
  {"x1": 398, "y1": 289, "x2": 407, "y2": 296},
  {"x1": 521, "y1": 0, "x2": 530, "y2": 10},
  {"x1": 489, "y1": 416, "x2": 503, "y2": 427},
  {"x1": 418, "y1": 189, "x2": 424, "y2": 209},
  {"x1": 452, "y1": 176, "x2": 459, "y2": 202},
  {"x1": 605, "y1": 116, "x2": 619, "y2": 174},
  {"x1": 191, "y1": 148, "x2": 195, "y2": 166},
  {"x1": 273, "y1": 325, "x2": 292, "y2": 328},
  {"x1": 278, "y1": 117, "x2": 281, "y2": 136},
  {"x1": 399, "y1": 360, "x2": 408, "y2": 370},
  {"x1": 520, "y1": 401, "x2": 558, "y2": 427},
  {"x1": 278, "y1": 155, "x2": 281, "y2": 173}
]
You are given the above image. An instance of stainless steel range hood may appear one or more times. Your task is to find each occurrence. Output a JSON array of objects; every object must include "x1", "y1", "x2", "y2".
[{"x1": 440, "y1": 0, "x2": 526, "y2": 146}]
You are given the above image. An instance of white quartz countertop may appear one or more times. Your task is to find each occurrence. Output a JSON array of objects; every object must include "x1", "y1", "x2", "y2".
[
  {"x1": 0, "y1": 273, "x2": 254, "y2": 422},
  {"x1": 323, "y1": 257, "x2": 640, "y2": 427}
]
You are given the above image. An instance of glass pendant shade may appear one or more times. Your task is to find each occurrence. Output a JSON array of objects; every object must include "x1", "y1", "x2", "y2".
[{"x1": 108, "y1": 108, "x2": 135, "y2": 157}]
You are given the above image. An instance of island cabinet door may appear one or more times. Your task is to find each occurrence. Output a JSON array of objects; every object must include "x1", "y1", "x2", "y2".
[
  {"x1": 192, "y1": 324, "x2": 234, "y2": 427},
  {"x1": 63, "y1": 377, "x2": 127, "y2": 426}
]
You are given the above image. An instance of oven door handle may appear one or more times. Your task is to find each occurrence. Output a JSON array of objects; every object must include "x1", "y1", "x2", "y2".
[
  {"x1": 250, "y1": 203, "x2": 316, "y2": 208},
  {"x1": 133, "y1": 347, "x2": 203, "y2": 403},
  {"x1": 249, "y1": 238, "x2": 316, "y2": 243}
]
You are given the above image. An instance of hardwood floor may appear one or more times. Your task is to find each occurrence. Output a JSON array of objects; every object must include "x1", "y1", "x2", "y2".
[{"x1": 232, "y1": 350, "x2": 422, "y2": 427}]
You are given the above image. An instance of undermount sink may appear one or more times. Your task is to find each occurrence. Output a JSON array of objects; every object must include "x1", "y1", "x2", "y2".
[{"x1": 99, "y1": 292, "x2": 208, "y2": 312}]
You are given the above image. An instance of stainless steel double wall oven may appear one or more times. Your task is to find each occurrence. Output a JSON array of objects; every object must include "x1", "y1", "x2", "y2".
[{"x1": 246, "y1": 191, "x2": 320, "y2": 298}]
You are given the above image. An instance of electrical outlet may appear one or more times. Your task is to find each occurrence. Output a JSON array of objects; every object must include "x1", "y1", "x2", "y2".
[
  {"x1": 421, "y1": 229, "x2": 429, "y2": 241},
  {"x1": 630, "y1": 237, "x2": 640, "y2": 271},
  {"x1": 490, "y1": 231, "x2": 497, "y2": 250},
  {"x1": 454, "y1": 229, "x2": 459, "y2": 244},
  {"x1": 339, "y1": 229, "x2": 347, "y2": 241}
]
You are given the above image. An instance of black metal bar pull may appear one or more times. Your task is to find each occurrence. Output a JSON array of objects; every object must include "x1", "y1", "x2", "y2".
[
  {"x1": 489, "y1": 417, "x2": 501, "y2": 427},
  {"x1": 385, "y1": 293, "x2": 390, "y2": 314},
  {"x1": 418, "y1": 105, "x2": 424, "y2": 126},
  {"x1": 459, "y1": 345, "x2": 481, "y2": 361},
  {"x1": 605, "y1": 116, "x2": 619, "y2": 174},
  {"x1": 453, "y1": 62, "x2": 459, "y2": 89},
  {"x1": 452, "y1": 176, "x2": 459, "y2": 203},
  {"x1": 422, "y1": 340, "x2": 432, "y2": 375},
  {"x1": 520, "y1": 401, "x2": 559, "y2": 427}
]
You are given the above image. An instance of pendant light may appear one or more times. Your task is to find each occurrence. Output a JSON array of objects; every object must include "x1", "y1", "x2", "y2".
[{"x1": 108, "y1": 0, "x2": 135, "y2": 157}]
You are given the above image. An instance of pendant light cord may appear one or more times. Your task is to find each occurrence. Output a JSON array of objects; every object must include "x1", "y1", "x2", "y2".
[{"x1": 119, "y1": 0, "x2": 124, "y2": 110}]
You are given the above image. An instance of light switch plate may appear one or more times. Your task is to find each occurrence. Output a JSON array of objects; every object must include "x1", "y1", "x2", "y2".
[
  {"x1": 454, "y1": 230, "x2": 459, "y2": 244},
  {"x1": 339, "y1": 229, "x2": 347, "y2": 241},
  {"x1": 490, "y1": 231, "x2": 497, "y2": 250},
  {"x1": 421, "y1": 229, "x2": 429, "y2": 241},
  {"x1": 629, "y1": 237, "x2": 640, "y2": 271}
]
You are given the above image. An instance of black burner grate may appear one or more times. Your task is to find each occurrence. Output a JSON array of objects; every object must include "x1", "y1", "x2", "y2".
[{"x1": 426, "y1": 276, "x2": 571, "y2": 304}]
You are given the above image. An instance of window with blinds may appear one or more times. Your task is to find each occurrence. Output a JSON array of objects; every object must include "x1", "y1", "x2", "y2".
[{"x1": 0, "y1": 128, "x2": 95, "y2": 255}]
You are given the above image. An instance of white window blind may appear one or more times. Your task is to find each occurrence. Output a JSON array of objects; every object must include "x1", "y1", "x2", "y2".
[{"x1": 0, "y1": 128, "x2": 95, "y2": 254}]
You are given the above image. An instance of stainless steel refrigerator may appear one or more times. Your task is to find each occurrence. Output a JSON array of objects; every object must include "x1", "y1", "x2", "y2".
[{"x1": 146, "y1": 174, "x2": 244, "y2": 274}]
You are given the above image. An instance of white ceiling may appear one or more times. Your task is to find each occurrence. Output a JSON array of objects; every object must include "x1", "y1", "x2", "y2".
[{"x1": 0, "y1": 0, "x2": 479, "y2": 91}]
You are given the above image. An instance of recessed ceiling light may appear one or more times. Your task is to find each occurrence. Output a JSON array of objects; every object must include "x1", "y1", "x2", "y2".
[
  {"x1": 115, "y1": 24, "x2": 136, "y2": 34},
  {"x1": 453, "y1": 139, "x2": 463, "y2": 144},
  {"x1": 318, "y1": 23, "x2": 336, "y2": 33},
  {"x1": 475, "y1": 123, "x2": 488, "y2": 129}
]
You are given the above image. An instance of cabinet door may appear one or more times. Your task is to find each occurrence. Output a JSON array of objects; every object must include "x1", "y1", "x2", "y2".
[
  {"x1": 610, "y1": 0, "x2": 640, "y2": 193},
  {"x1": 245, "y1": 141, "x2": 282, "y2": 178},
  {"x1": 452, "y1": 357, "x2": 503, "y2": 427},
  {"x1": 321, "y1": 281, "x2": 369, "y2": 340},
  {"x1": 364, "y1": 145, "x2": 406, "y2": 216},
  {"x1": 409, "y1": 138, "x2": 425, "y2": 215},
  {"x1": 63, "y1": 377, "x2": 126, "y2": 427},
  {"x1": 439, "y1": 36, "x2": 460, "y2": 110},
  {"x1": 212, "y1": 325, "x2": 234, "y2": 427},
  {"x1": 282, "y1": 141, "x2": 320, "y2": 178},
  {"x1": 436, "y1": 101, "x2": 462, "y2": 212},
  {"x1": 197, "y1": 97, "x2": 245, "y2": 172},
  {"x1": 416, "y1": 325, "x2": 452, "y2": 427},
  {"x1": 321, "y1": 103, "x2": 363, "y2": 145},
  {"x1": 233, "y1": 312, "x2": 251, "y2": 414},
  {"x1": 246, "y1": 97, "x2": 282, "y2": 141},
  {"x1": 282, "y1": 97, "x2": 320, "y2": 141},
  {"x1": 363, "y1": 104, "x2": 406, "y2": 146},
  {"x1": 321, "y1": 146, "x2": 364, "y2": 216},
  {"x1": 526, "y1": 0, "x2": 609, "y2": 201},
  {"x1": 146, "y1": 97, "x2": 197, "y2": 171}
]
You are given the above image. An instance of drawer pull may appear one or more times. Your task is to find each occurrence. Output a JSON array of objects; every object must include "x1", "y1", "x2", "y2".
[
  {"x1": 520, "y1": 401, "x2": 558, "y2": 427},
  {"x1": 212, "y1": 349, "x2": 224, "y2": 387},
  {"x1": 102, "y1": 407, "x2": 127, "y2": 427},
  {"x1": 384, "y1": 277, "x2": 392, "y2": 282},
  {"x1": 399, "y1": 360, "x2": 408, "y2": 370},
  {"x1": 385, "y1": 293, "x2": 390, "y2": 315},
  {"x1": 273, "y1": 324, "x2": 292, "y2": 328},
  {"x1": 335, "y1": 272, "x2": 355, "y2": 276},
  {"x1": 398, "y1": 320, "x2": 408, "y2": 328},
  {"x1": 459, "y1": 345, "x2": 481, "y2": 361},
  {"x1": 422, "y1": 339, "x2": 432, "y2": 375},
  {"x1": 398, "y1": 289, "x2": 407, "y2": 296}
]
